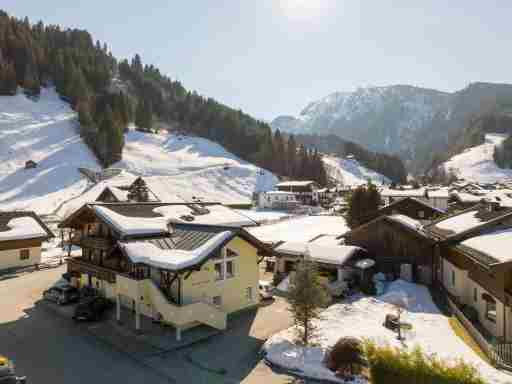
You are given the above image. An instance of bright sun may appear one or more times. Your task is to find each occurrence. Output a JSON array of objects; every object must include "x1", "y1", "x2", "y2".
[{"x1": 278, "y1": 0, "x2": 332, "y2": 21}]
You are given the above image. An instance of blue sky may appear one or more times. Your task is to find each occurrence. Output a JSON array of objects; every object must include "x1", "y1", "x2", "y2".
[{"x1": 3, "y1": 1, "x2": 512, "y2": 120}]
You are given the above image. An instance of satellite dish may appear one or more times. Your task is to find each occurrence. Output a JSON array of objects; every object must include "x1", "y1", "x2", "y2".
[{"x1": 355, "y1": 258, "x2": 375, "y2": 270}]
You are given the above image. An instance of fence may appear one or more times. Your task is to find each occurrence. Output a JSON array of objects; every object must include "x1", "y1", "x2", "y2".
[{"x1": 447, "y1": 295, "x2": 512, "y2": 370}]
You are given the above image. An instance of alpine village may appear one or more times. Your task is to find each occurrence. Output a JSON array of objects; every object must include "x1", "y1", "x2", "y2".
[{"x1": 2, "y1": 5, "x2": 512, "y2": 384}]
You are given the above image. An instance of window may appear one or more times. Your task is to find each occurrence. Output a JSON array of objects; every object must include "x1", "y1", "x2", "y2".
[
  {"x1": 451, "y1": 270, "x2": 456, "y2": 287},
  {"x1": 226, "y1": 261, "x2": 234, "y2": 279},
  {"x1": 486, "y1": 300, "x2": 497, "y2": 323},
  {"x1": 473, "y1": 287, "x2": 478, "y2": 303},
  {"x1": 246, "y1": 287, "x2": 253, "y2": 301},
  {"x1": 214, "y1": 263, "x2": 223, "y2": 281},
  {"x1": 19, "y1": 249, "x2": 29, "y2": 260},
  {"x1": 226, "y1": 248, "x2": 238, "y2": 258},
  {"x1": 212, "y1": 295, "x2": 222, "y2": 307},
  {"x1": 213, "y1": 248, "x2": 238, "y2": 281},
  {"x1": 418, "y1": 210, "x2": 425, "y2": 218}
]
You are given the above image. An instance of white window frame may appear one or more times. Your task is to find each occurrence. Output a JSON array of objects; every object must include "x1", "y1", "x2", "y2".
[
  {"x1": 246, "y1": 287, "x2": 253, "y2": 302},
  {"x1": 213, "y1": 247, "x2": 238, "y2": 281}
]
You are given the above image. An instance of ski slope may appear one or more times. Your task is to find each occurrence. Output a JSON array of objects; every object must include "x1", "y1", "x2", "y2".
[
  {"x1": 0, "y1": 88, "x2": 100, "y2": 214},
  {"x1": 322, "y1": 155, "x2": 390, "y2": 186},
  {"x1": 0, "y1": 87, "x2": 278, "y2": 216},
  {"x1": 443, "y1": 133, "x2": 512, "y2": 183}
]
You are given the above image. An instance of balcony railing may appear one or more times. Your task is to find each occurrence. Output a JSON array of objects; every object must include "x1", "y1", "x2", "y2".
[
  {"x1": 68, "y1": 257, "x2": 117, "y2": 284},
  {"x1": 80, "y1": 236, "x2": 114, "y2": 250}
]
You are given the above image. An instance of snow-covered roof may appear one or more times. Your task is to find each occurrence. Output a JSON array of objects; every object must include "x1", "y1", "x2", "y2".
[
  {"x1": 460, "y1": 228, "x2": 512, "y2": 264},
  {"x1": 248, "y1": 215, "x2": 349, "y2": 244},
  {"x1": 119, "y1": 231, "x2": 233, "y2": 270},
  {"x1": 274, "y1": 241, "x2": 361, "y2": 266},
  {"x1": 388, "y1": 214, "x2": 423, "y2": 231},
  {"x1": 381, "y1": 188, "x2": 426, "y2": 197},
  {"x1": 92, "y1": 204, "x2": 256, "y2": 238},
  {"x1": 276, "y1": 180, "x2": 317, "y2": 187},
  {"x1": 108, "y1": 186, "x2": 129, "y2": 201},
  {"x1": 261, "y1": 191, "x2": 296, "y2": 196},
  {"x1": 309, "y1": 234, "x2": 342, "y2": 247},
  {"x1": 234, "y1": 209, "x2": 294, "y2": 224},
  {"x1": 307, "y1": 244, "x2": 361, "y2": 266},
  {"x1": 0, "y1": 216, "x2": 49, "y2": 241},
  {"x1": 94, "y1": 205, "x2": 170, "y2": 237},
  {"x1": 434, "y1": 209, "x2": 482, "y2": 235}
]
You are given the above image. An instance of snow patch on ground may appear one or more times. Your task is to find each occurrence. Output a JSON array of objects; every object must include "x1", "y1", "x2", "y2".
[
  {"x1": 264, "y1": 280, "x2": 511, "y2": 383},
  {"x1": 444, "y1": 133, "x2": 512, "y2": 183}
]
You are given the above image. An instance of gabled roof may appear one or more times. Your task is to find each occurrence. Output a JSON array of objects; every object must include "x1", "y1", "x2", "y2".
[
  {"x1": 276, "y1": 180, "x2": 318, "y2": 187},
  {"x1": 59, "y1": 202, "x2": 258, "y2": 238},
  {"x1": 0, "y1": 211, "x2": 54, "y2": 241},
  {"x1": 342, "y1": 214, "x2": 435, "y2": 243},
  {"x1": 117, "y1": 222, "x2": 271, "y2": 272},
  {"x1": 362, "y1": 196, "x2": 444, "y2": 223},
  {"x1": 424, "y1": 204, "x2": 512, "y2": 242}
]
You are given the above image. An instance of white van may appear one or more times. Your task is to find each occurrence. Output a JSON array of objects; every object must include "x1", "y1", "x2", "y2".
[{"x1": 259, "y1": 280, "x2": 274, "y2": 300}]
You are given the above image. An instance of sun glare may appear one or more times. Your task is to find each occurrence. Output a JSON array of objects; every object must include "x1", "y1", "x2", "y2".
[{"x1": 278, "y1": 0, "x2": 333, "y2": 21}]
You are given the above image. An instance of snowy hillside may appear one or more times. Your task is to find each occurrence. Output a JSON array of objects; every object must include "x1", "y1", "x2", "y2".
[
  {"x1": 443, "y1": 133, "x2": 512, "y2": 183},
  {"x1": 0, "y1": 88, "x2": 278, "y2": 217},
  {"x1": 322, "y1": 155, "x2": 390, "y2": 186},
  {"x1": 0, "y1": 88, "x2": 101, "y2": 214}
]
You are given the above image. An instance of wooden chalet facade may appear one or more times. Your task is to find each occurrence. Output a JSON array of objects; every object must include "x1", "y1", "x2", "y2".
[
  {"x1": 362, "y1": 197, "x2": 444, "y2": 224},
  {"x1": 424, "y1": 207, "x2": 512, "y2": 343},
  {"x1": 343, "y1": 215, "x2": 436, "y2": 285},
  {"x1": 0, "y1": 211, "x2": 54, "y2": 270},
  {"x1": 60, "y1": 202, "x2": 269, "y2": 339}
]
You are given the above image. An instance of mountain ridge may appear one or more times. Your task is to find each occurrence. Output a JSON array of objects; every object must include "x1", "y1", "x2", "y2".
[{"x1": 272, "y1": 82, "x2": 512, "y2": 173}]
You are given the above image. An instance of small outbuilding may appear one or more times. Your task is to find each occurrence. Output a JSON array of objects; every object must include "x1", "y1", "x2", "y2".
[{"x1": 25, "y1": 160, "x2": 37, "y2": 169}]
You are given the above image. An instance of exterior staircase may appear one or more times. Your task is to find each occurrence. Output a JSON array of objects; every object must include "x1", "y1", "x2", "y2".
[{"x1": 116, "y1": 275, "x2": 227, "y2": 331}]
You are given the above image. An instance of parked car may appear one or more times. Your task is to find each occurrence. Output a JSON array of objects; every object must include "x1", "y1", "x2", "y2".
[
  {"x1": 259, "y1": 280, "x2": 274, "y2": 300},
  {"x1": 73, "y1": 297, "x2": 113, "y2": 321},
  {"x1": 0, "y1": 356, "x2": 26, "y2": 384},
  {"x1": 43, "y1": 285, "x2": 80, "y2": 305}
]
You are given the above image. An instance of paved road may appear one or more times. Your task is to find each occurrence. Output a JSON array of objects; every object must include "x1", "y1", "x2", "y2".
[
  {"x1": 0, "y1": 266, "x2": 170, "y2": 384},
  {"x1": 0, "y1": 266, "x2": 298, "y2": 384}
]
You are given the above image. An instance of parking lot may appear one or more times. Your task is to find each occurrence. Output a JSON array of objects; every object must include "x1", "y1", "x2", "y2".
[{"x1": 0, "y1": 265, "x2": 296, "y2": 384}]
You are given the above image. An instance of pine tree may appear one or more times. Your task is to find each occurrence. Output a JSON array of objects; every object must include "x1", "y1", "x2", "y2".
[
  {"x1": 287, "y1": 135, "x2": 297, "y2": 177},
  {"x1": 287, "y1": 258, "x2": 328, "y2": 346},
  {"x1": 272, "y1": 129, "x2": 286, "y2": 175},
  {"x1": 346, "y1": 182, "x2": 382, "y2": 228}
]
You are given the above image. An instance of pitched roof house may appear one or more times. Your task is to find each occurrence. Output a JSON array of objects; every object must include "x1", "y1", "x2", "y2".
[
  {"x1": 0, "y1": 211, "x2": 54, "y2": 270},
  {"x1": 59, "y1": 202, "x2": 269, "y2": 339}
]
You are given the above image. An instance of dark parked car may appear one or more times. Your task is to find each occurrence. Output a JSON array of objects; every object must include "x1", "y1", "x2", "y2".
[
  {"x1": 0, "y1": 356, "x2": 26, "y2": 384},
  {"x1": 43, "y1": 285, "x2": 80, "y2": 305},
  {"x1": 73, "y1": 297, "x2": 113, "y2": 321}
]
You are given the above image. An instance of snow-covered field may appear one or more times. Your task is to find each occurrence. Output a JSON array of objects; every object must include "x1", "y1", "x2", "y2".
[
  {"x1": 0, "y1": 88, "x2": 278, "y2": 216},
  {"x1": 322, "y1": 155, "x2": 389, "y2": 187},
  {"x1": 0, "y1": 88, "x2": 100, "y2": 214},
  {"x1": 444, "y1": 133, "x2": 512, "y2": 183},
  {"x1": 264, "y1": 280, "x2": 512, "y2": 383}
]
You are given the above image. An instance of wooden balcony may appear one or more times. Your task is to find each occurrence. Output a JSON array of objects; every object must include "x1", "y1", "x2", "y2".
[
  {"x1": 80, "y1": 236, "x2": 114, "y2": 250},
  {"x1": 68, "y1": 257, "x2": 118, "y2": 284}
]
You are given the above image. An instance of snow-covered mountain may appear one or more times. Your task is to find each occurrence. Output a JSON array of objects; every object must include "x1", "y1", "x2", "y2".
[
  {"x1": 322, "y1": 155, "x2": 390, "y2": 187},
  {"x1": 272, "y1": 83, "x2": 512, "y2": 172},
  {"x1": 0, "y1": 88, "x2": 278, "y2": 216},
  {"x1": 443, "y1": 133, "x2": 512, "y2": 183}
]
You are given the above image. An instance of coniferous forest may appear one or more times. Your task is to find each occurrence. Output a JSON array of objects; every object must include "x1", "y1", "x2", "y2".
[{"x1": 0, "y1": 10, "x2": 403, "y2": 185}]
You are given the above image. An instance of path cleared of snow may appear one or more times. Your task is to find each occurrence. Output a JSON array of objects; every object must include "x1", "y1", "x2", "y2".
[
  {"x1": 0, "y1": 88, "x2": 100, "y2": 214},
  {"x1": 444, "y1": 133, "x2": 512, "y2": 183},
  {"x1": 264, "y1": 280, "x2": 512, "y2": 384},
  {"x1": 322, "y1": 155, "x2": 389, "y2": 187}
]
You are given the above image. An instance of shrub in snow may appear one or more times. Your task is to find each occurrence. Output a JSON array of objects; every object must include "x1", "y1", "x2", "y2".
[
  {"x1": 324, "y1": 337, "x2": 366, "y2": 379},
  {"x1": 364, "y1": 341, "x2": 485, "y2": 384}
]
